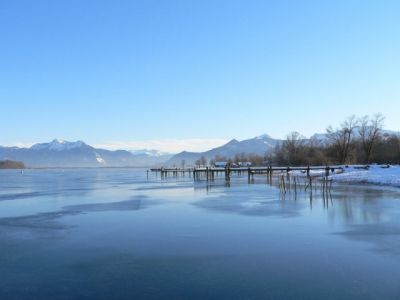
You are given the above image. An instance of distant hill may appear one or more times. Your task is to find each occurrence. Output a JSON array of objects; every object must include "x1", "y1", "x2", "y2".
[
  {"x1": 0, "y1": 160, "x2": 25, "y2": 169},
  {"x1": 0, "y1": 139, "x2": 172, "y2": 168},
  {"x1": 165, "y1": 130, "x2": 400, "y2": 166},
  {"x1": 166, "y1": 134, "x2": 282, "y2": 166},
  {"x1": 4, "y1": 129, "x2": 398, "y2": 168}
]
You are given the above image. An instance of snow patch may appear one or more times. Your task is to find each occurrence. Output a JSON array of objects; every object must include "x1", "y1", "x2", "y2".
[
  {"x1": 95, "y1": 153, "x2": 106, "y2": 164},
  {"x1": 131, "y1": 149, "x2": 170, "y2": 157},
  {"x1": 31, "y1": 139, "x2": 86, "y2": 151},
  {"x1": 255, "y1": 134, "x2": 272, "y2": 140},
  {"x1": 290, "y1": 165, "x2": 400, "y2": 188},
  {"x1": 329, "y1": 165, "x2": 400, "y2": 187}
]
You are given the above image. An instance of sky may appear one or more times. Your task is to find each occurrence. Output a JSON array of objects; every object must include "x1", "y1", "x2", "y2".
[{"x1": 1, "y1": 0, "x2": 400, "y2": 152}]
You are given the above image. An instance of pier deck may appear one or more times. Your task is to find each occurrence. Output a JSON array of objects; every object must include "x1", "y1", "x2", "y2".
[{"x1": 150, "y1": 165, "x2": 345, "y2": 181}]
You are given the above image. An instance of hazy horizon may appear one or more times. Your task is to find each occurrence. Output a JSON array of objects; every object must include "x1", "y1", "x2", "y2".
[{"x1": 2, "y1": 125, "x2": 399, "y2": 154}]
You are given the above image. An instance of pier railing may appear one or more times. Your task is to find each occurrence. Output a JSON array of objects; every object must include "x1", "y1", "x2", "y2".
[{"x1": 150, "y1": 165, "x2": 345, "y2": 181}]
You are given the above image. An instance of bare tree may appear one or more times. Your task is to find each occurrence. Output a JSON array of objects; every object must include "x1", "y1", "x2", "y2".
[
  {"x1": 214, "y1": 155, "x2": 227, "y2": 162},
  {"x1": 326, "y1": 115, "x2": 357, "y2": 164},
  {"x1": 283, "y1": 132, "x2": 305, "y2": 165},
  {"x1": 358, "y1": 113, "x2": 385, "y2": 163},
  {"x1": 209, "y1": 159, "x2": 215, "y2": 166},
  {"x1": 200, "y1": 156, "x2": 207, "y2": 167},
  {"x1": 194, "y1": 159, "x2": 201, "y2": 167}
]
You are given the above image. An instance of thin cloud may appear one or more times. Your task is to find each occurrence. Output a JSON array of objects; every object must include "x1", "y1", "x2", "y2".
[
  {"x1": 2, "y1": 142, "x2": 35, "y2": 148},
  {"x1": 93, "y1": 138, "x2": 229, "y2": 153},
  {"x1": 2, "y1": 138, "x2": 230, "y2": 153}
]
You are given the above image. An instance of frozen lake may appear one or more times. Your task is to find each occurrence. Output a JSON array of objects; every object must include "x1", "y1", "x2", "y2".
[{"x1": 1, "y1": 168, "x2": 400, "y2": 299}]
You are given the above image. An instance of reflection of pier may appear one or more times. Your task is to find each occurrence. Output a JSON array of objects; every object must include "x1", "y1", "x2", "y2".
[
  {"x1": 150, "y1": 166, "x2": 386, "y2": 222},
  {"x1": 150, "y1": 165, "x2": 343, "y2": 196}
]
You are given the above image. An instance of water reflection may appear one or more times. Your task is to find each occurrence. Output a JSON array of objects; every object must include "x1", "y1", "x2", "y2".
[
  {"x1": 194, "y1": 176, "x2": 400, "y2": 223},
  {"x1": 192, "y1": 176, "x2": 400, "y2": 259},
  {"x1": 1, "y1": 169, "x2": 400, "y2": 300}
]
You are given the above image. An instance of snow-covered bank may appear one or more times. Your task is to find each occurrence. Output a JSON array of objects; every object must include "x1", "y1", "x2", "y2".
[
  {"x1": 290, "y1": 165, "x2": 400, "y2": 188},
  {"x1": 329, "y1": 165, "x2": 400, "y2": 187}
]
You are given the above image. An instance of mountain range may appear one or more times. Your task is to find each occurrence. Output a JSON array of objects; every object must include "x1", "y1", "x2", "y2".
[
  {"x1": 0, "y1": 139, "x2": 172, "y2": 168},
  {"x1": 0, "y1": 136, "x2": 283, "y2": 168},
  {"x1": 165, "y1": 134, "x2": 282, "y2": 166},
  {"x1": 2, "y1": 130, "x2": 398, "y2": 168}
]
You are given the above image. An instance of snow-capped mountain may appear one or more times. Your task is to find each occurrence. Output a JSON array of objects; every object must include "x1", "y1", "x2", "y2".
[
  {"x1": 4, "y1": 130, "x2": 398, "y2": 168},
  {"x1": 130, "y1": 149, "x2": 170, "y2": 157},
  {"x1": 165, "y1": 134, "x2": 282, "y2": 166},
  {"x1": 31, "y1": 139, "x2": 86, "y2": 151},
  {"x1": 0, "y1": 140, "x2": 172, "y2": 167},
  {"x1": 310, "y1": 133, "x2": 329, "y2": 141}
]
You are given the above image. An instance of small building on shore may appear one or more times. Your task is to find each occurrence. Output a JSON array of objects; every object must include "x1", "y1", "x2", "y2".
[
  {"x1": 214, "y1": 161, "x2": 228, "y2": 168},
  {"x1": 237, "y1": 161, "x2": 252, "y2": 167}
]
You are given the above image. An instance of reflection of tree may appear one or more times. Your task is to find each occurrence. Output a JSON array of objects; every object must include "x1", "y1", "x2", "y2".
[
  {"x1": 194, "y1": 175, "x2": 395, "y2": 231},
  {"x1": 326, "y1": 187, "x2": 389, "y2": 225}
]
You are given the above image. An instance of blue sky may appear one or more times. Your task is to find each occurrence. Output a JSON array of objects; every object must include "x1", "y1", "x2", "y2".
[{"x1": 1, "y1": 0, "x2": 399, "y2": 152}]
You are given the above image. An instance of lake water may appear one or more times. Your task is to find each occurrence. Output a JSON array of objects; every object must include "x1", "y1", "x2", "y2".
[{"x1": 1, "y1": 168, "x2": 400, "y2": 299}]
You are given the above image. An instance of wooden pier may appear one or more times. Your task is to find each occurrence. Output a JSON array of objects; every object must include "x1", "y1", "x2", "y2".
[
  {"x1": 150, "y1": 166, "x2": 342, "y2": 181},
  {"x1": 147, "y1": 165, "x2": 356, "y2": 196}
]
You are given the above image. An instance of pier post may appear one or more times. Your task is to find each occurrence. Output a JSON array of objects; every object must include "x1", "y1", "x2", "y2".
[
  {"x1": 225, "y1": 166, "x2": 231, "y2": 182},
  {"x1": 269, "y1": 165, "x2": 273, "y2": 181},
  {"x1": 325, "y1": 166, "x2": 330, "y2": 178}
]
